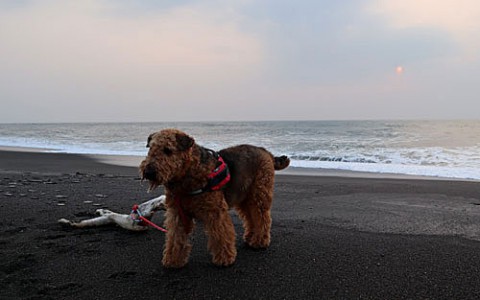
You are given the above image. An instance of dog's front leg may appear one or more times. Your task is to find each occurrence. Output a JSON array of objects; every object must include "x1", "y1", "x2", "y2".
[
  {"x1": 200, "y1": 200, "x2": 237, "y2": 267},
  {"x1": 162, "y1": 207, "x2": 194, "y2": 268}
]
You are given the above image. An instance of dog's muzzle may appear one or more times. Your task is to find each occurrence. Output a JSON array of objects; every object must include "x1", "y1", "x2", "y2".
[{"x1": 142, "y1": 164, "x2": 157, "y2": 181}]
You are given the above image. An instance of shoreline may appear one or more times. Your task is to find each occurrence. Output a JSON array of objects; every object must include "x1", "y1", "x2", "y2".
[
  {"x1": 2, "y1": 149, "x2": 480, "y2": 299},
  {"x1": 1, "y1": 145, "x2": 476, "y2": 182}
]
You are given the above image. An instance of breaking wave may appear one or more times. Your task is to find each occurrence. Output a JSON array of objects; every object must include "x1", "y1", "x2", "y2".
[{"x1": 0, "y1": 120, "x2": 479, "y2": 180}]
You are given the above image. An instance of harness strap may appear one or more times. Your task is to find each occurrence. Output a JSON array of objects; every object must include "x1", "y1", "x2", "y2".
[
  {"x1": 172, "y1": 151, "x2": 231, "y2": 230},
  {"x1": 189, "y1": 154, "x2": 231, "y2": 195},
  {"x1": 207, "y1": 156, "x2": 231, "y2": 190}
]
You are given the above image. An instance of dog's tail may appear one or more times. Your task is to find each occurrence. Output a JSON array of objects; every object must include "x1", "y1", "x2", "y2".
[{"x1": 273, "y1": 155, "x2": 290, "y2": 170}]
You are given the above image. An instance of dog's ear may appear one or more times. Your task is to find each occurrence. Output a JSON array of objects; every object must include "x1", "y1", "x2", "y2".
[
  {"x1": 146, "y1": 134, "x2": 153, "y2": 148},
  {"x1": 175, "y1": 133, "x2": 194, "y2": 151}
]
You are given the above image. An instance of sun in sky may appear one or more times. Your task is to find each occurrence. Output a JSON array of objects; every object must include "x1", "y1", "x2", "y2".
[{"x1": 396, "y1": 66, "x2": 404, "y2": 74}]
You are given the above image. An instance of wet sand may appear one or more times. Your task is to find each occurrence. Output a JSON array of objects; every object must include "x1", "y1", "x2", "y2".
[{"x1": 1, "y1": 150, "x2": 480, "y2": 299}]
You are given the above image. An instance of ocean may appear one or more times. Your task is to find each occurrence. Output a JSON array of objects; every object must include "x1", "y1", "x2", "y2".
[{"x1": 0, "y1": 120, "x2": 479, "y2": 180}]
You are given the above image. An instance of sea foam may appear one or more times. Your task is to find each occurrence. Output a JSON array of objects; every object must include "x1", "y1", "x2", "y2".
[{"x1": 1, "y1": 120, "x2": 479, "y2": 180}]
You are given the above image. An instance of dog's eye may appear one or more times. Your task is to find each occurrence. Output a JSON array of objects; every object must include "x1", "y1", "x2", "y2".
[{"x1": 163, "y1": 147, "x2": 173, "y2": 155}]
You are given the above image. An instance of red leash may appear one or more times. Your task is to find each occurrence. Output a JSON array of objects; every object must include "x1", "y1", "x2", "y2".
[
  {"x1": 138, "y1": 215, "x2": 168, "y2": 233},
  {"x1": 131, "y1": 204, "x2": 168, "y2": 233},
  {"x1": 131, "y1": 199, "x2": 189, "y2": 232}
]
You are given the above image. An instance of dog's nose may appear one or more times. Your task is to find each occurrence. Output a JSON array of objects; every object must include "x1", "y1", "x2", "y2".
[{"x1": 143, "y1": 164, "x2": 157, "y2": 180}]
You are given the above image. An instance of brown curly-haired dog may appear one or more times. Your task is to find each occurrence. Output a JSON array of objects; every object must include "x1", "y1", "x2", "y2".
[{"x1": 139, "y1": 128, "x2": 290, "y2": 268}]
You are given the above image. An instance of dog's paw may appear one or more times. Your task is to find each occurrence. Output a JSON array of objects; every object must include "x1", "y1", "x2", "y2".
[
  {"x1": 162, "y1": 258, "x2": 189, "y2": 269},
  {"x1": 244, "y1": 233, "x2": 271, "y2": 249},
  {"x1": 212, "y1": 255, "x2": 236, "y2": 267},
  {"x1": 211, "y1": 246, "x2": 237, "y2": 267}
]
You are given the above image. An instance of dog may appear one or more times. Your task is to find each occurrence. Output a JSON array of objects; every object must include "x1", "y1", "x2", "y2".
[
  {"x1": 58, "y1": 195, "x2": 166, "y2": 231},
  {"x1": 139, "y1": 128, "x2": 290, "y2": 268}
]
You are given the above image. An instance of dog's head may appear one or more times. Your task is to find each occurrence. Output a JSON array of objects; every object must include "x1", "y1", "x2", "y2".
[{"x1": 139, "y1": 129, "x2": 195, "y2": 191}]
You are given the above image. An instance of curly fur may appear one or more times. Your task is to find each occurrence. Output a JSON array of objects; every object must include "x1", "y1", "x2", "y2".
[{"x1": 139, "y1": 128, "x2": 289, "y2": 268}]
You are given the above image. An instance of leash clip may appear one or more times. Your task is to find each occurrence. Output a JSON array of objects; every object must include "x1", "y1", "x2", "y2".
[{"x1": 130, "y1": 204, "x2": 168, "y2": 233}]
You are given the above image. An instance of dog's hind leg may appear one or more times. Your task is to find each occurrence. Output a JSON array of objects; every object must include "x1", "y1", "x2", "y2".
[
  {"x1": 236, "y1": 165, "x2": 274, "y2": 249},
  {"x1": 236, "y1": 198, "x2": 272, "y2": 249}
]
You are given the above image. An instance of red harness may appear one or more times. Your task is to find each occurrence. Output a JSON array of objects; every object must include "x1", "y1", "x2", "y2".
[
  {"x1": 188, "y1": 155, "x2": 231, "y2": 195},
  {"x1": 175, "y1": 153, "x2": 231, "y2": 228},
  {"x1": 207, "y1": 155, "x2": 231, "y2": 190}
]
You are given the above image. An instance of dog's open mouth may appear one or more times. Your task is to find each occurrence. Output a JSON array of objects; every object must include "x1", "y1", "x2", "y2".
[
  {"x1": 140, "y1": 177, "x2": 160, "y2": 192},
  {"x1": 141, "y1": 173, "x2": 160, "y2": 192},
  {"x1": 140, "y1": 163, "x2": 162, "y2": 192}
]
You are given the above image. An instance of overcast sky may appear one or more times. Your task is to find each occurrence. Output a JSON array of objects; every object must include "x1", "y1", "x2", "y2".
[{"x1": 1, "y1": 0, "x2": 479, "y2": 123}]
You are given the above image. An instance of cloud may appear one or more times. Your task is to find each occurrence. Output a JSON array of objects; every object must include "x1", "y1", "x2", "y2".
[
  {"x1": 0, "y1": 0, "x2": 264, "y2": 122},
  {"x1": 0, "y1": 0, "x2": 263, "y2": 68},
  {"x1": 367, "y1": 0, "x2": 480, "y2": 59},
  {"x1": 0, "y1": 1, "x2": 478, "y2": 122}
]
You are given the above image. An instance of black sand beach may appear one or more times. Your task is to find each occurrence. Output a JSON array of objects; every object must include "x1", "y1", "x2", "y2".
[{"x1": 2, "y1": 150, "x2": 480, "y2": 299}]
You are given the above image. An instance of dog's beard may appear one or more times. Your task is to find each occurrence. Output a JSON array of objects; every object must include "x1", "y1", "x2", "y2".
[
  {"x1": 147, "y1": 180, "x2": 160, "y2": 192},
  {"x1": 140, "y1": 176, "x2": 160, "y2": 193}
]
